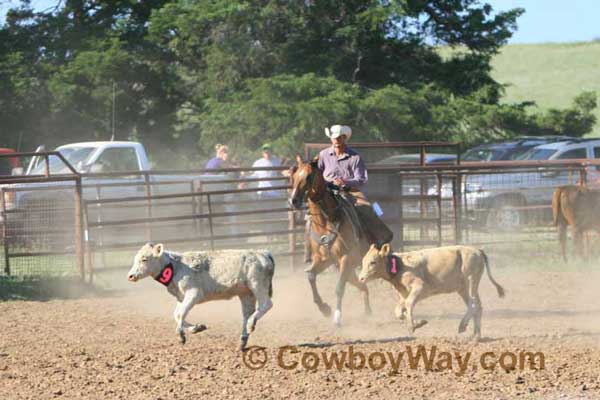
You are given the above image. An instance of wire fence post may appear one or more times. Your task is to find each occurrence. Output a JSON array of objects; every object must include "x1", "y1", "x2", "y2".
[
  {"x1": 398, "y1": 174, "x2": 404, "y2": 252},
  {"x1": 453, "y1": 174, "x2": 463, "y2": 245},
  {"x1": 83, "y1": 201, "x2": 94, "y2": 284},
  {"x1": 579, "y1": 167, "x2": 588, "y2": 187},
  {"x1": 190, "y1": 180, "x2": 197, "y2": 235},
  {"x1": 436, "y1": 173, "x2": 442, "y2": 247},
  {"x1": 144, "y1": 173, "x2": 152, "y2": 241},
  {"x1": 194, "y1": 180, "x2": 204, "y2": 235},
  {"x1": 94, "y1": 185, "x2": 108, "y2": 269},
  {"x1": 1, "y1": 188, "x2": 10, "y2": 276},
  {"x1": 207, "y1": 193, "x2": 215, "y2": 251},
  {"x1": 74, "y1": 177, "x2": 85, "y2": 281},
  {"x1": 44, "y1": 154, "x2": 50, "y2": 178},
  {"x1": 287, "y1": 173, "x2": 297, "y2": 271}
]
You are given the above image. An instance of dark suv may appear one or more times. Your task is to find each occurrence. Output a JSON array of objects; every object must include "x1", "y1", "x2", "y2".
[{"x1": 461, "y1": 136, "x2": 573, "y2": 162}]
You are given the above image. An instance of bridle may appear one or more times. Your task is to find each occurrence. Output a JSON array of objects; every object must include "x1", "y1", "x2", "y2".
[{"x1": 295, "y1": 164, "x2": 351, "y2": 251}]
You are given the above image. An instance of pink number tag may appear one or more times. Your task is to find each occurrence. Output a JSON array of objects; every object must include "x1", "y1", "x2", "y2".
[
  {"x1": 390, "y1": 257, "x2": 398, "y2": 274},
  {"x1": 155, "y1": 264, "x2": 174, "y2": 286}
]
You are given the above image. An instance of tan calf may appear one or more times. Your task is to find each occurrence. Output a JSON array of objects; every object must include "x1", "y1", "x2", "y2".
[{"x1": 359, "y1": 244, "x2": 505, "y2": 341}]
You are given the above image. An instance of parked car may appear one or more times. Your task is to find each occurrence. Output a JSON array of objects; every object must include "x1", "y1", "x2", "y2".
[
  {"x1": 435, "y1": 139, "x2": 600, "y2": 230},
  {"x1": 371, "y1": 153, "x2": 457, "y2": 198},
  {"x1": 461, "y1": 136, "x2": 573, "y2": 162},
  {"x1": 373, "y1": 153, "x2": 457, "y2": 166}
]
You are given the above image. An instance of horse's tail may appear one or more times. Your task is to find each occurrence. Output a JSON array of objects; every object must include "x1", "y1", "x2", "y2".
[{"x1": 552, "y1": 187, "x2": 563, "y2": 226}]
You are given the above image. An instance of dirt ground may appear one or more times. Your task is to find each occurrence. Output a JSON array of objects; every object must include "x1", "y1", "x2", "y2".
[{"x1": 1, "y1": 263, "x2": 600, "y2": 400}]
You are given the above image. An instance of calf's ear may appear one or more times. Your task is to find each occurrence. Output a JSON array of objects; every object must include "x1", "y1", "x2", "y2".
[
  {"x1": 379, "y1": 243, "x2": 391, "y2": 257},
  {"x1": 153, "y1": 243, "x2": 164, "y2": 257}
]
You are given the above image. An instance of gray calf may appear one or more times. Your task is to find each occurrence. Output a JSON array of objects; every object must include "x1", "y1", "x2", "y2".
[{"x1": 127, "y1": 243, "x2": 275, "y2": 350}]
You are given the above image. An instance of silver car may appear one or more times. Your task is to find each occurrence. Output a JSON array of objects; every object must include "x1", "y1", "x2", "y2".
[{"x1": 434, "y1": 139, "x2": 600, "y2": 230}]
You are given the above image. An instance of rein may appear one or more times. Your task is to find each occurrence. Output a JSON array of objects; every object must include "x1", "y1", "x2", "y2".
[{"x1": 306, "y1": 198, "x2": 342, "y2": 218}]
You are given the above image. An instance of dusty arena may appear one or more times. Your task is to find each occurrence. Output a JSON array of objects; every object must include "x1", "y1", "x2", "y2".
[{"x1": 1, "y1": 257, "x2": 600, "y2": 400}]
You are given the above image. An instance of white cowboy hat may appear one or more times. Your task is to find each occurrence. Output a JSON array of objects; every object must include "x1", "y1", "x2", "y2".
[{"x1": 325, "y1": 125, "x2": 352, "y2": 141}]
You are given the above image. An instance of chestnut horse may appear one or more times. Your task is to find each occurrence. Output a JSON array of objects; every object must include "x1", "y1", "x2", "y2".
[
  {"x1": 289, "y1": 158, "x2": 372, "y2": 326},
  {"x1": 553, "y1": 184, "x2": 600, "y2": 261}
]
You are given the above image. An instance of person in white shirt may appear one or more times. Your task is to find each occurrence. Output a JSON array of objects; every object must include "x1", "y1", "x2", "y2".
[{"x1": 252, "y1": 143, "x2": 282, "y2": 198}]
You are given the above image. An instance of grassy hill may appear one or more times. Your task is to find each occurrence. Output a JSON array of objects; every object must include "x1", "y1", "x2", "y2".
[{"x1": 490, "y1": 41, "x2": 600, "y2": 137}]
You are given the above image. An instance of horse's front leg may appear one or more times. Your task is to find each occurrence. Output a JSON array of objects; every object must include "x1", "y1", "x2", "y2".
[
  {"x1": 306, "y1": 259, "x2": 332, "y2": 317},
  {"x1": 334, "y1": 255, "x2": 351, "y2": 327}
]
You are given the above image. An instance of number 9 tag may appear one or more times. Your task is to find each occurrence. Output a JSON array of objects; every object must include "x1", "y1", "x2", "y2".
[{"x1": 155, "y1": 264, "x2": 174, "y2": 286}]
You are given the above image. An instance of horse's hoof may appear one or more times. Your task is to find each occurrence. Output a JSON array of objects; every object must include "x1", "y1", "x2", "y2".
[
  {"x1": 318, "y1": 303, "x2": 332, "y2": 317},
  {"x1": 458, "y1": 322, "x2": 467, "y2": 333},
  {"x1": 240, "y1": 336, "x2": 249, "y2": 351},
  {"x1": 333, "y1": 310, "x2": 342, "y2": 327},
  {"x1": 192, "y1": 324, "x2": 207, "y2": 334},
  {"x1": 178, "y1": 331, "x2": 187, "y2": 345}
]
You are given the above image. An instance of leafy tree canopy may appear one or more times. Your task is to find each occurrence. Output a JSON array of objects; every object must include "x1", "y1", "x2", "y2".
[{"x1": 0, "y1": 0, "x2": 596, "y2": 166}]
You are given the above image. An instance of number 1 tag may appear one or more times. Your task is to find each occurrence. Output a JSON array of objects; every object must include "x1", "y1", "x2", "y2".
[{"x1": 388, "y1": 256, "x2": 399, "y2": 276}]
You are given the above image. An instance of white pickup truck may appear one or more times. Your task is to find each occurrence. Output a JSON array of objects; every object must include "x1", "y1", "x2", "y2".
[
  {"x1": 2, "y1": 141, "x2": 244, "y2": 245},
  {"x1": 27, "y1": 141, "x2": 153, "y2": 175}
]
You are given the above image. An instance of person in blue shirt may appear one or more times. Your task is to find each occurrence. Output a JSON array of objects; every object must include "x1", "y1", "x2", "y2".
[{"x1": 205, "y1": 144, "x2": 229, "y2": 169}]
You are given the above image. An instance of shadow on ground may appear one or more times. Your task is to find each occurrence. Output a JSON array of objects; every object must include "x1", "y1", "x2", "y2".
[
  {"x1": 296, "y1": 336, "x2": 416, "y2": 349},
  {"x1": 0, "y1": 276, "x2": 122, "y2": 301}
]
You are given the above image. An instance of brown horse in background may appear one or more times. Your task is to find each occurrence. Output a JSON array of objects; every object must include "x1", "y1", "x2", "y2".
[
  {"x1": 289, "y1": 158, "x2": 372, "y2": 326},
  {"x1": 552, "y1": 185, "x2": 600, "y2": 261}
]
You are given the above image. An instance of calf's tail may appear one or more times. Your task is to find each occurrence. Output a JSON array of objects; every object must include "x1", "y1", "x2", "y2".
[
  {"x1": 481, "y1": 250, "x2": 505, "y2": 298},
  {"x1": 266, "y1": 252, "x2": 275, "y2": 298}
]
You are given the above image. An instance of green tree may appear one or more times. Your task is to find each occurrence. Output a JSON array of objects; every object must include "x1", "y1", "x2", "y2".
[
  {"x1": 1, "y1": 0, "x2": 597, "y2": 166},
  {"x1": 535, "y1": 92, "x2": 597, "y2": 137},
  {"x1": 148, "y1": 0, "x2": 527, "y2": 158}
]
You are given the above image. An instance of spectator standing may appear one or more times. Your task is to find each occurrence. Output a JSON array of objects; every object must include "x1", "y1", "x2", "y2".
[
  {"x1": 251, "y1": 143, "x2": 282, "y2": 198},
  {"x1": 205, "y1": 144, "x2": 229, "y2": 169}
]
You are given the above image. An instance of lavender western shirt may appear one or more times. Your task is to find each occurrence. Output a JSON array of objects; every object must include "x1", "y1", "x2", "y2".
[
  {"x1": 205, "y1": 157, "x2": 224, "y2": 169},
  {"x1": 318, "y1": 146, "x2": 368, "y2": 188}
]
